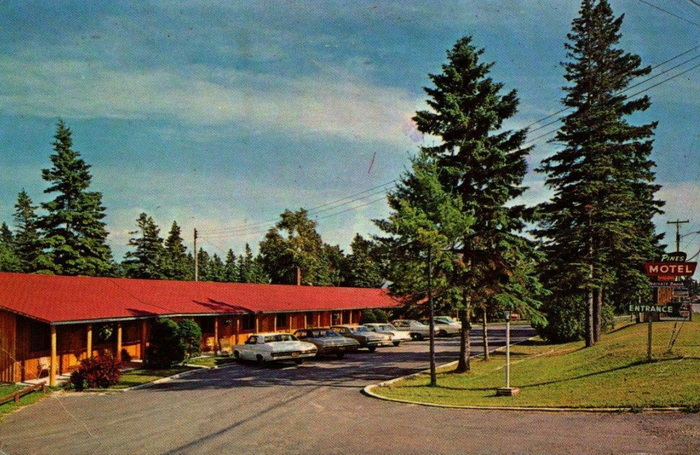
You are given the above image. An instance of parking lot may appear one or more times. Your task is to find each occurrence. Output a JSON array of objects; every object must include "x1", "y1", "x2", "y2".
[{"x1": 1, "y1": 325, "x2": 698, "y2": 455}]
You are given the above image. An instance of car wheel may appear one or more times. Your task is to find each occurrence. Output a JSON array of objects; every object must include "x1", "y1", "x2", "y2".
[
  {"x1": 439, "y1": 329, "x2": 447, "y2": 337},
  {"x1": 411, "y1": 333, "x2": 423, "y2": 341},
  {"x1": 393, "y1": 341, "x2": 401, "y2": 346},
  {"x1": 336, "y1": 352, "x2": 345, "y2": 359},
  {"x1": 294, "y1": 359, "x2": 304, "y2": 365},
  {"x1": 368, "y1": 346, "x2": 377, "y2": 353},
  {"x1": 233, "y1": 350, "x2": 241, "y2": 360},
  {"x1": 256, "y1": 354, "x2": 265, "y2": 366}
]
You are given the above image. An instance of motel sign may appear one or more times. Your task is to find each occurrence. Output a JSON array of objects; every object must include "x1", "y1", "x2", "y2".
[{"x1": 644, "y1": 261, "x2": 697, "y2": 277}]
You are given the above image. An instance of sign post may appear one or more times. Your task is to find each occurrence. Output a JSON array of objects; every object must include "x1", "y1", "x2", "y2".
[{"x1": 642, "y1": 252, "x2": 697, "y2": 361}]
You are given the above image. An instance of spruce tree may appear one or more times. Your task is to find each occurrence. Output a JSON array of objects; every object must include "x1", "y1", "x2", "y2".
[
  {"x1": 38, "y1": 120, "x2": 114, "y2": 276},
  {"x1": 123, "y1": 213, "x2": 166, "y2": 279},
  {"x1": 413, "y1": 36, "x2": 545, "y2": 325},
  {"x1": 163, "y1": 221, "x2": 192, "y2": 280},
  {"x1": 13, "y1": 190, "x2": 41, "y2": 272},
  {"x1": 0, "y1": 222, "x2": 21, "y2": 272},
  {"x1": 223, "y1": 249, "x2": 239, "y2": 282},
  {"x1": 535, "y1": 0, "x2": 663, "y2": 345}
]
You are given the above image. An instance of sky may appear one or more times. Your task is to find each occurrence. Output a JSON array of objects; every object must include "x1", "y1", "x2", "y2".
[{"x1": 1, "y1": 0, "x2": 699, "y2": 262}]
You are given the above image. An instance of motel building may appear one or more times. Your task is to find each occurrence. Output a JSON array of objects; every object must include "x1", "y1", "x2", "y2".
[{"x1": 0, "y1": 272, "x2": 399, "y2": 386}]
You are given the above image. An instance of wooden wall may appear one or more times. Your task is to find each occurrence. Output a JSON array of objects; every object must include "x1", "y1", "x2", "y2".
[{"x1": 0, "y1": 311, "x2": 17, "y2": 383}]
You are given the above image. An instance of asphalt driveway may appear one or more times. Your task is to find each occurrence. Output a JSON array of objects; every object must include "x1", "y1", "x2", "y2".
[{"x1": 1, "y1": 325, "x2": 698, "y2": 455}]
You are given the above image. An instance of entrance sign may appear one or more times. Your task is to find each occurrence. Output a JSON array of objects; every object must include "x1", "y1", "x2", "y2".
[
  {"x1": 628, "y1": 304, "x2": 673, "y2": 313},
  {"x1": 644, "y1": 262, "x2": 697, "y2": 277}
]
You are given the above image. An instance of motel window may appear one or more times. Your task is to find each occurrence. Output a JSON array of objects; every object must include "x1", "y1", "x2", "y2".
[
  {"x1": 28, "y1": 320, "x2": 50, "y2": 353},
  {"x1": 276, "y1": 313, "x2": 288, "y2": 329},
  {"x1": 306, "y1": 312, "x2": 314, "y2": 327},
  {"x1": 198, "y1": 317, "x2": 215, "y2": 334},
  {"x1": 241, "y1": 314, "x2": 255, "y2": 331}
]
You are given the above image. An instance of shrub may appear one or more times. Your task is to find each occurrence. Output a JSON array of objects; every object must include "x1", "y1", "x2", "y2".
[
  {"x1": 373, "y1": 309, "x2": 389, "y2": 323},
  {"x1": 177, "y1": 319, "x2": 202, "y2": 359},
  {"x1": 146, "y1": 318, "x2": 187, "y2": 368},
  {"x1": 70, "y1": 355, "x2": 123, "y2": 391},
  {"x1": 360, "y1": 310, "x2": 377, "y2": 324}
]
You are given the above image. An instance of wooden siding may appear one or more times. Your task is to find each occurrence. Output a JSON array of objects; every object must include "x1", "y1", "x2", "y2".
[{"x1": 0, "y1": 311, "x2": 17, "y2": 383}]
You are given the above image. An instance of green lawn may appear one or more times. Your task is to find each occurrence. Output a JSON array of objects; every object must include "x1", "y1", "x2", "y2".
[
  {"x1": 185, "y1": 355, "x2": 238, "y2": 368},
  {"x1": 110, "y1": 366, "x2": 196, "y2": 389},
  {"x1": 0, "y1": 384, "x2": 52, "y2": 418},
  {"x1": 372, "y1": 319, "x2": 700, "y2": 410}
]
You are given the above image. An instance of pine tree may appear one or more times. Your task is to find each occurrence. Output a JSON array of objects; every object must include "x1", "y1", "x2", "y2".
[
  {"x1": 163, "y1": 221, "x2": 192, "y2": 280},
  {"x1": 123, "y1": 213, "x2": 166, "y2": 279},
  {"x1": 37, "y1": 120, "x2": 114, "y2": 276},
  {"x1": 238, "y1": 244, "x2": 269, "y2": 283},
  {"x1": 535, "y1": 0, "x2": 663, "y2": 345},
  {"x1": 414, "y1": 36, "x2": 544, "y2": 322},
  {"x1": 223, "y1": 249, "x2": 239, "y2": 282},
  {"x1": 376, "y1": 151, "x2": 473, "y2": 382},
  {"x1": 0, "y1": 222, "x2": 21, "y2": 272},
  {"x1": 13, "y1": 190, "x2": 41, "y2": 272}
]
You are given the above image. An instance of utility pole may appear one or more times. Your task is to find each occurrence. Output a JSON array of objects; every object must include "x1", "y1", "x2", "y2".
[
  {"x1": 194, "y1": 228, "x2": 199, "y2": 281},
  {"x1": 667, "y1": 219, "x2": 689, "y2": 252}
]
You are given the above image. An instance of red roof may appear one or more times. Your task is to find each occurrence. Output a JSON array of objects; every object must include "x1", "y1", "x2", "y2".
[{"x1": 0, "y1": 272, "x2": 398, "y2": 324}]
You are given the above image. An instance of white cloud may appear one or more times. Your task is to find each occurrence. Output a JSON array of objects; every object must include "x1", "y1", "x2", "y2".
[{"x1": 0, "y1": 54, "x2": 418, "y2": 148}]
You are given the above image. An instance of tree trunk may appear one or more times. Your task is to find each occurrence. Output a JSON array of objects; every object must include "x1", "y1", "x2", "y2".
[
  {"x1": 593, "y1": 286, "x2": 602, "y2": 343},
  {"x1": 585, "y1": 287, "x2": 594, "y2": 347},
  {"x1": 482, "y1": 306, "x2": 489, "y2": 361},
  {"x1": 455, "y1": 296, "x2": 471, "y2": 373}
]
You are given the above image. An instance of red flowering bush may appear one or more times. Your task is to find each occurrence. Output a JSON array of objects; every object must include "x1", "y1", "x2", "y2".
[{"x1": 70, "y1": 355, "x2": 124, "y2": 391}]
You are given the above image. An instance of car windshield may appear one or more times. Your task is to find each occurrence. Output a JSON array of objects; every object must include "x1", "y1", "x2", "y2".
[
  {"x1": 353, "y1": 326, "x2": 370, "y2": 333},
  {"x1": 377, "y1": 325, "x2": 393, "y2": 331},
  {"x1": 264, "y1": 334, "x2": 297, "y2": 343},
  {"x1": 324, "y1": 330, "x2": 341, "y2": 337}
]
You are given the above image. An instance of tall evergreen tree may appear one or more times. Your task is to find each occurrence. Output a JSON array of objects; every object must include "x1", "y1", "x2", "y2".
[
  {"x1": 238, "y1": 244, "x2": 269, "y2": 283},
  {"x1": 163, "y1": 221, "x2": 192, "y2": 280},
  {"x1": 535, "y1": 0, "x2": 663, "y2": 345},
  {"x1": 223, "y1": 249, "x2": 239, "y2": 282},
  {"x1": 412, "y1": 36, "x2": 545, "y2": 340},
  {"x1": 376, "y1": 151, "x2": 473, "y2": 381},
  {"x1": 123, "y1": 213, "x2": 166, "y2": 279},
  {"x1": 0, "y1": 222, "x2": 21, "y2": 272},
  {"x1": 0, "y1": 223, "x2": 13, "y2": 245},
  {"x1": 13, "y1": 190, "x2": 41, "y2": 272},
  {"x1": 37, "y1": 120, "x2": 114, "y2": 276}
]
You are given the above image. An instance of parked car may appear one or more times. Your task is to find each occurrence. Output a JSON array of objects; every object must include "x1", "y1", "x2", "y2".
[
  {"x1": 435, "y1": 315, "x2": 461, "y2": 327},
  {"x1": 330, "y1": 325, "x2": 387, "y2": 352},
  {"x1": 431, "y1": 316, "x2": 462, "y2": 336},
  {"x1": 390, "y1": 319, "x2": 436, "y2": 341},
  {"x1": 363, "y1": 323, "x2": 412, "y2": 346},
  {"x1": 293, "y1": 328, "x2": 360, "y2": 358},
  {"x1": 233, "y1": 333, "x2": 317, "y2": 365}
]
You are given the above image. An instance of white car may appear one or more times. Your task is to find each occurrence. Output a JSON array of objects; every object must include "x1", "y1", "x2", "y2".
[
  {"x1": 390, "y1": 319, "x2": 436, "y2": 341},
  {"x1": 233, "y1": 333, "x2": 318, "y2": 365},
  {"x1": 363, "y1": 323, "x2": 412, "y2": 346},
  {"x1": 433, "y1": 316, "x2": 462, "y2": 336}
]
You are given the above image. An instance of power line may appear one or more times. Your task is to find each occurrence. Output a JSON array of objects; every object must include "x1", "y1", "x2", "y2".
[
  {"x1": 637, "y1": 0, "x2": 700, "y2": 28},
  {"x1": 200, "y1": 179, "x2": 396, "y2": 236}
]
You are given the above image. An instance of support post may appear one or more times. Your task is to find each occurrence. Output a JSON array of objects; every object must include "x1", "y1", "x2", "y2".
[
  {"x1": 647, "y1": 315, "x2": 653, "y2": 362},
  {"x1": 49, "y1": 325, "x2": 57, "y2": 387},
  {"x1": 140, "y1": 321, "x2": 148, "y2": 361},
  {"x1": 86, "y1": 324, "x2": 93, "y2": 360},
  {"x1": 116, "y1": 323, "x2": 123, "y2": 362}
]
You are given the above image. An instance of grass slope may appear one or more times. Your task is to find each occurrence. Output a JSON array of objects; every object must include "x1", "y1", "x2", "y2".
[{"x1": 373, "y1": 319, "x2": 700, "y2": 409}]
